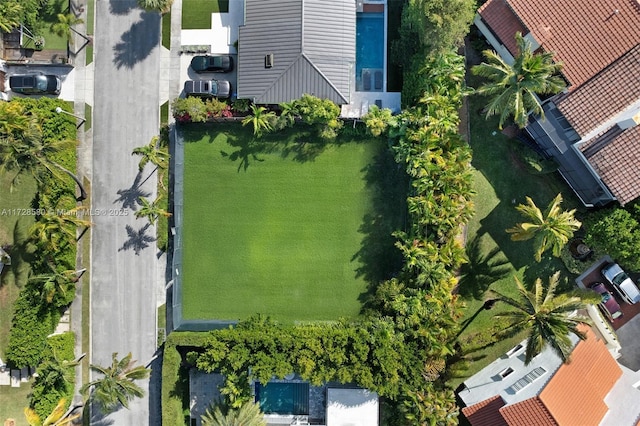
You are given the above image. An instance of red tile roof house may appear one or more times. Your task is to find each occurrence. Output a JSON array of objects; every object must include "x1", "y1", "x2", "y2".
[
  {"x1": 474, "y1": 0, "x2": 640, "y2": 207},
  {"x1": 457, "y1": 326, "x2": 640, "y2": 425}
]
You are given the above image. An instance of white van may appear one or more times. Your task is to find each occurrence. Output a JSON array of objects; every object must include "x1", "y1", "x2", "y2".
[{"x1": 602, "y1": 263, "x2": 640, "y2": 304}]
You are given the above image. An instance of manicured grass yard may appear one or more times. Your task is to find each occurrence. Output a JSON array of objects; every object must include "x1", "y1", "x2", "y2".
[
  {"x1": 182, "y1": 0, "x2": 229, "y2": 29},
  {"x1": 38, "y1": 0, "x2": 69, "y2": 51},
  {"x1": 449, "y1": 82, "x2": 585, "y2": 386},
  {"x1": 181, "y1": 125, "x2": 399, "y2": 322},
  {"x1": 0, "y1": 381, "x2": 33, "y2": 424}
]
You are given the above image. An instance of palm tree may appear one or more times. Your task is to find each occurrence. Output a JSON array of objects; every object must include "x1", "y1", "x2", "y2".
[
  {"x1": 28, "y1": 267, "x2": 84, "y2": 305},
  {"x1": 201, "y1": 400, "x2": 266, "y2": 426},
  {"x1": 81, "y1": 352, "x2": 150, "y2": 413},
  {"x1": 472, "y1": 32, "x2": 566, "y2": 129},
  {"x1": 137, "y1": 0, "x2": 174, "y2": 13},
  {"x1": 131, "y1": 136, "x2": 170, "y2": 171},
  {"x1": 24, "y1": 397, "x2": 81, "y2": 426},
  {"x1": 135, "y1": 195, "x2": 171, "y2": 225},
  {"x1": 506, "y1": 193, "x2": 581, "y2": 262},
  {"x1": 0, "y1": 116, "x2": 87, "y2": 199},
  {"x1": 30, "y1": 208, "x2": 91, "y2": 251},
  {"x1": 50, "y1": 13, "x2": 84, "y2": 45},
  {"x1": 242, "y1": 105, "x2": 276, "y2": 137},
  {"x1": 491, "y1": 272, "x2": 595, "y2": 365}
]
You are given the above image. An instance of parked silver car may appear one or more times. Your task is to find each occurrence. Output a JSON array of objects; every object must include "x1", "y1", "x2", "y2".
[{"x1": 602, "y1": 263, "x2": 640, "y2": 304}]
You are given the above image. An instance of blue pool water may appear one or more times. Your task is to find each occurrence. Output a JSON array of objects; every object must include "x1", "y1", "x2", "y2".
[
  {"x1": 256, "y1": 382, "x2": 309, "y2": 415},
  {"x1": 356, "y1": 12, "x2": 384, "y2": 91}
]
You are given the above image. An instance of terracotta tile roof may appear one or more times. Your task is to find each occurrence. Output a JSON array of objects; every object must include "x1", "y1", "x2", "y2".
[
  {"x1": 499, "y1": 397, "x2": 557, "y2": 426},
  {"x1": 581, "y1": 125, "x2": 640, "y2": 206},
  {"x1": 556, "y1": 44, "x2": 640, "y2": 137},
  {"x1": 462, "y1": 395, "x2": 509, "y2": 426},
  {"x1": 539, "y1": 326, "x2": 622, "y2": 425},
  {"x1": 506, "y1": 0, "x2": 640, "y2": 88},
  {"x1": 477, "y1": 0, "x2": 527, "y2": 55}
]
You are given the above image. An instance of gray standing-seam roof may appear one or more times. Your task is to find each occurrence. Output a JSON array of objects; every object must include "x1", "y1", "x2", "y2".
[{"x1": 237, "y1": 0, "x2": 355, "y2": 105}]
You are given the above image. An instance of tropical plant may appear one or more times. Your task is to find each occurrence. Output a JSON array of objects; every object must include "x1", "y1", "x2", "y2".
[
  {"x1": 24, "y1": 398, "x2": 80, "y2": 426},
  {"x1": 172, "y1": 96, "x2": 208, "y2": 123},
  {"x1": 491, "y1": 272, "x2": 596, "y2": 365},
  {"x1": 242, "y1": 105, "x2": 276, "y2": 137},
  {"x1": 472, "y1": 32, "x2": 566, "y2": 129},
  {"x1": 131, "y1": 136, "x2": 170, "y2": 171},
  {"x1": 506, "y1": 194, "x2": 581, "y2": 262},
  {"x1": 0, "y1": 1, "x2": 22, "y2": 33},
  {"x1": 363, "y1": 105, "x2": 393, "y2": 137},
  {"x1": 201, "y1": 400, "x2": 266, "y2": 426},
  {"x1": 583, "y1": 207, "x2": 640, "y2": 271},
  {"x1": 30, "y1": 208, "x2": 91, "y2": 251},
  {"x1": 50, "y1": 13, "x2": 84, "y2": 45},
  {"x1": 81, "y1": 352, "x2": 150, "y2": 413},
  {"x1": 137, "y1": 0, "x2": 174, "y2": 13},
  {"x1": 28, "y1": 268, "x2": 82, "y2": 306},
  {"x1": 135, "y1": 195, "x2": 171, "y2": 225}
]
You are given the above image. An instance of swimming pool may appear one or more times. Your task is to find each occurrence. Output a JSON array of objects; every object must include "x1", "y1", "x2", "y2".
[
  {"x1": 356, "y1": 12, "x2": 385, "y2": 92},
  {"x1": 255, "y1": 382, "x2": 310, "y2": 415}
]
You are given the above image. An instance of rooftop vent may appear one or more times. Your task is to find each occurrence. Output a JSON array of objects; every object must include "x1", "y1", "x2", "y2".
[
  {"x1": 509, "y1": 367, "x2": 547, "y2": 393},
  {"x1": 265, "y1": 53, "x2": 274, "y2": 68}
]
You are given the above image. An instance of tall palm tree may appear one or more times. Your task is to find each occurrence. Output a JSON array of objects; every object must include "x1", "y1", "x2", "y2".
[
  {"x1": 50, "y1": 13, "x2": 84, "y2": 45},
  {"x1": 30, "y1": 208, "x2": 91, "y2": 251},
  {"x1": 0, "y1": 115, "x2": 87, "y2": 199},
  {"x1": 472, "y1": 32, "x2": 566, "y2": 129},
  {"x1": 201, "y1": 400, "x2": 266, "y2": 426},
  {"x1": 506, "y1": 193, "x2": 581, "y2": 262},
  {"x1": 242, "y1": 105, "x2": 275, "y2": 137},
  {"x1": 24, "y1": 397, "x2": 81, "y2": 426},
  {"x1": 81, "y1": 352, "x2": 150, "y2": 413},
  {"x1": 491, "y1": 272, "x2": 594, "y2": 365},
  {"x1": 135, "y1": 195, "x2": 171, "y2": 225},
  {"x1": 131, "y1": 136, "x2": 170, "y2": 171}
]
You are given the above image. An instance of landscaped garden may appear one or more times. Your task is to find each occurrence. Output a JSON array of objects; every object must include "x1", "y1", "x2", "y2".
[{"x1": 180, "y1": 124, "x2": 404, "y2": 322}]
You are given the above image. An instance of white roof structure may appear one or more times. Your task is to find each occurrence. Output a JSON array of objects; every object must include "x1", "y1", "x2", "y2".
[{"x1": 326, "y1": 388, "x2": 378, "y2": 426}]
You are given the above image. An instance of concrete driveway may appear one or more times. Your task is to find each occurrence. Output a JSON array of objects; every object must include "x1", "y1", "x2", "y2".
[{"x1": 615, "y1": 315, "x2": 640, "y2": 371}]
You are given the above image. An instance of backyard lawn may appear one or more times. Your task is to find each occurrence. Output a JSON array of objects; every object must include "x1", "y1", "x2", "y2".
[
  {"x1": 0, "y1": 382, "x2": 33, "y2": 424},
  {"x1": 38, "y1": 0, "x2": 69, "y2": 51},
  {"x1": 450, "y1": 88, "x2": 585, "y2": 385},
  {"x1": 182, "y1": 0, "x2": 229, "y2": 29},
  {"x1": 180, "y1": 124, "x2": 403, "y2": 322}
]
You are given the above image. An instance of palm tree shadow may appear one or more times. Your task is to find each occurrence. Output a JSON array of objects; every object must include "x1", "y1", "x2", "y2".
[
  {"x1": 220, "y1": 138, "x2": 265, "y2": 172},
  {"x1": 119, "y1": 224, "x2": 156, "y2": 256},
  {"x1": 1, "y1": 219, "x2": 35, "y2": 288},
  {"x1": 109, "y1": 0, "x2": 134, "y2": 15},
  {"x1": 114, "y1": 173, "x2": 150, "y2": 211},
  {"x1": 456, "y1": 235, "x2": 511, "y2": 299},
  {"x1": 113, "y1": 12, "x2": 160, "y2": 69},
  {"x1": 85, "y1": 399, "x2": 116, "y2": 425}
]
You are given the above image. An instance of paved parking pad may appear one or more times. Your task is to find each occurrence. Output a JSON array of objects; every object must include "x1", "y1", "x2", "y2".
[
  {"x1": 616, "y1": 315, "x2": 640, "y2": 371},
  {"x1": 5, "y1": 65, "x2": 75, "y2": 101}
]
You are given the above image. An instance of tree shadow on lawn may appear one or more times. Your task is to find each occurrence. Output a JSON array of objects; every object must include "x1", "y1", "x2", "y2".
[
  {"x1": 456, "y1": 235, "x2": 511, "y2": 300},
  {"x1": 353, "y1": 148, "x2": 408, "y2": 307}
]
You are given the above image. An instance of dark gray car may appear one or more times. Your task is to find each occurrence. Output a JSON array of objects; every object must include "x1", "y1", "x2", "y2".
[
  {"x1": 190, "y1": 55, "x2": 234, "y2": 73},
  {"x1": 184, "y1": 79, "x2": 231, "y2": 99},
  {"x1": 9, "y1": 74, "x2": 61, "y2": 95}
]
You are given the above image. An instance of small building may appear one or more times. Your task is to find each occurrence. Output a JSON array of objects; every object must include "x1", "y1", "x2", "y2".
[{"x1": 457, "y1": 326, "x2": 640, "y2": 425}]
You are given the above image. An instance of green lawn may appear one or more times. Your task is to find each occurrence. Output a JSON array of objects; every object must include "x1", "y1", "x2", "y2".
[
  {"x1": 181, "y1": 125, "x2": 403, "y2": 322},
  {"x1": 0, "y1": 381, "x2": 33, "y2": 424},
  {"x1": 182, "y1": 0, "x2": 229, "y2": 29},
  {"x1": 0, "y1": 173, "x2": 37, "y2": 360},
  {"x1": 162, "y1": 11, "x2": 171, "y2": 50},
  {"x1": 38, "y1": 0, "x2": 69, "y2": 51},
  {"x1": 449, "y1": 87, "x2": 585, "y2": 385}
]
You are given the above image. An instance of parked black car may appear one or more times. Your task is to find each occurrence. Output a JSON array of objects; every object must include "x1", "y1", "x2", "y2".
[
  {"x1": 190, "y1": 55, "x2": 234, "y2": 73},
  {"x1": 9, "y1": 74, "x2": 61, "y2": 95},
  {"x1": 184, "y1": 79, "x2": 231, "y2": 99}
]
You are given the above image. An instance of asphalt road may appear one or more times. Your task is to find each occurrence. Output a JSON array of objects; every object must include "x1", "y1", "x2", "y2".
[{"x1": 91, "y1": 1, "x2": 161, "y2": 424}]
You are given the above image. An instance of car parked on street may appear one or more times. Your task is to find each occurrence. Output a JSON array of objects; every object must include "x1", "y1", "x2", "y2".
[
  {"x1": 184, "y1": 79, "x2": 231, "y2": 99},
  {"x1": 602, "y1": 262, "x2": 640, "y2": 304},
  {"x1": 190, "y1": 55, "x2": 234, "y2": 73},
  {"x1": 9, "y1": 73, "x2": 61, "y2": 95},
  {"x1": 589, "y1": 282, "x2": 623, "y2": 320}
]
